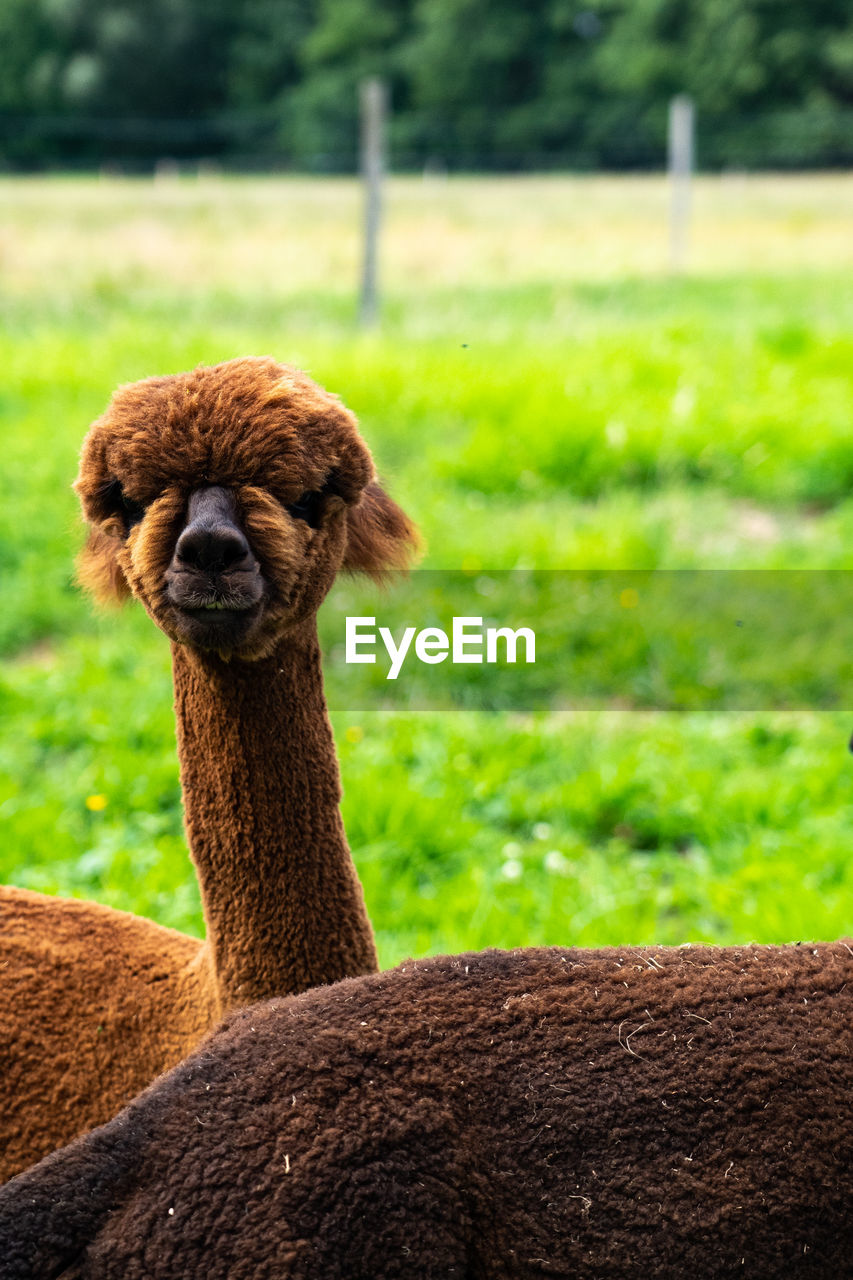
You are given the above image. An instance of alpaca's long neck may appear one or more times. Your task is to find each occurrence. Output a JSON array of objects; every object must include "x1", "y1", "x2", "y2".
[{"x1": 170, "y1": 624, "x2": 377, "y2": 1015}]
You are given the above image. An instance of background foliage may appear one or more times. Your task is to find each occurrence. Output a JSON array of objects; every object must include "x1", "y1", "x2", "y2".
[{"x1": 2, "y1": 0, "x2": 853, "y2": 169}]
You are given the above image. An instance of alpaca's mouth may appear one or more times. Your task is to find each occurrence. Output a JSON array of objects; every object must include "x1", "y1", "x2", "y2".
[
  {"x1": 166, "y1": 594, "x2": 265, "y2": 652},
  {"x1": 177, "y1": 599, "x2": 260, "y2": 624},
  {"x1": 183, "y1": 606, "x2": 253, "y2": 621},
  {"x1": 184, "y1": 599, "x2": 256, "y2": 615},
  {"x1": 166, "y1": 577, "x2": 264, "y2": 622}
]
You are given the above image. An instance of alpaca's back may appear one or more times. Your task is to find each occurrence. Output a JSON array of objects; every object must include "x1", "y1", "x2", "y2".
[
  {"x1": 0, "y1": 885, "x2": 216, "y2": 1181},
  {"x1": 1, "y1": 944, "x2": 851, "y2": 1279}
]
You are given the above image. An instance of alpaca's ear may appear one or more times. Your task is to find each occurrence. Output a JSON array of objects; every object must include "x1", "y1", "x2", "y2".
[
  {"x1": 343, "y1": 482, "x2": 420, "y2": 578},
  {"x1": 76, "y1": 526, "x2": 132, "y2": 604}
]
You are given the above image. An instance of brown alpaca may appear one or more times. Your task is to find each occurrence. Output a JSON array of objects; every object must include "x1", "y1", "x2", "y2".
[
  {"x1": 1, "y1": 943, "x2": 851, "y2": 1279},
  {"x1": 0, "y1": 356, "x2": 417, "y2": 1183}
]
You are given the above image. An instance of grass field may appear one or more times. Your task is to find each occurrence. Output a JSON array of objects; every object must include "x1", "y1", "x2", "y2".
[{"x1": 1, "y1": 173, "x2": 852, "y2": 966}]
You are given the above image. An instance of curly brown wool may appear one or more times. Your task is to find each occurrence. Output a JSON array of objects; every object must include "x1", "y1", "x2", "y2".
[
  {"x1": 0, "y1": 357, "x2": 418, "y2": 1183},
  {"x1": 1, "y1": 943, "x2": 851, "y2": 1278}
]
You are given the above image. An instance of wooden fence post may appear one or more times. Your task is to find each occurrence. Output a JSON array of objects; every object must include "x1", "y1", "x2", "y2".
[
  {"x1": 359, "y1": 77, "x2": 387, "y2": 328},
  {"x1": 668, "y1": 94, "x2": 694, "y2": 272}
]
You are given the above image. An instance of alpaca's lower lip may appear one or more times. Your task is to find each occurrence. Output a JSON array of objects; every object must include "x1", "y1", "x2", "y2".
[
  {"x1": 167, "y1": 598, "x2": 264, "y2": 650},
  {"x1": 181, "y1": 606, "x2": 253, "y2": 622}
]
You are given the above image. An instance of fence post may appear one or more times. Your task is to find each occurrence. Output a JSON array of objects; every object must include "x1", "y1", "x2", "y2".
[
  {"x1": 668, "y1": 94, "x2": 694, "y2": 272},
  {"x1": 359, "y1": 77, "x2": 387, "y2": 328}
]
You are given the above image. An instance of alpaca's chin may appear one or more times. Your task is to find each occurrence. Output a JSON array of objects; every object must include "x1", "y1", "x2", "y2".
[{"x1": 166, "y1": 601, "x2": 266, "y2": 656}]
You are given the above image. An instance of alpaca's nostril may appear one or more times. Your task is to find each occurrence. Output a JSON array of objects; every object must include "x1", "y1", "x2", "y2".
[{"x1": 176, "y1": 525, "x2": 252, "y2": 573}]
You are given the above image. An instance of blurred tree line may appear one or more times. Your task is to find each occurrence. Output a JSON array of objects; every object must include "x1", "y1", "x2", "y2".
[{"x1": 1, "y1": 0, "x2": 852, "y2": 170}]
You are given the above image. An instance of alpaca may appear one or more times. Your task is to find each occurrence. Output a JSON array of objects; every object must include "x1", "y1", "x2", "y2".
[
  {"x1": 0, "y1": 942, "x2": 850, "y2": 1278},
  {"x1": 0, "y1": 356, "x2": 417, "y2": 1183}
]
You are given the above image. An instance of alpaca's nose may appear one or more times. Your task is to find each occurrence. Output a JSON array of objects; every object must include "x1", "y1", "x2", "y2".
[
  {"x1": 176, "y1": 525, "x2": 252, "y2": 572},
  {"x1": 175, "y1": 487, "x2": 254, "y2": 573}
]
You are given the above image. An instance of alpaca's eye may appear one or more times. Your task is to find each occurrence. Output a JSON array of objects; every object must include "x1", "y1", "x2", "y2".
[
  {"x1": 286, "y1": 491, "x2": 324, "y2": 530},
  {"x1": 120, "y1": 493, "x2": 145, "y2": 524},
  {"x1": 98, "y1": 478, "x2": 146, "y2": 533}
]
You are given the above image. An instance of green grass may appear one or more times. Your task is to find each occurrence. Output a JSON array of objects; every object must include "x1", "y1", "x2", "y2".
[{"x1": 1, "y1": 174, "x2": 853, "y2": 966}]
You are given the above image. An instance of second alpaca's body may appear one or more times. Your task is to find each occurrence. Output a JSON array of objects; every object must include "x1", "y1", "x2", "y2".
[
  {"x1": 0, "y1": 357, "x2": 416, "y2": 1182},
  {"x1": 1, "y1": 629, "x2": 372, "y2": 1180},
  {"x1": 2, "y1": 943, "x2": 851, "y2": 1279}
]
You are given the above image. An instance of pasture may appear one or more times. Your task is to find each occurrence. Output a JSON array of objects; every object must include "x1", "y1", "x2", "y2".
[{"x1": 1, "y1": 173, "x2": 852, "y2": 965}]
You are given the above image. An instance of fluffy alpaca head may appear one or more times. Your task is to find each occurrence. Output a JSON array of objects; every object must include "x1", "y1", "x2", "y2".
[{"x1": 74, "y1": 357, "x2": 418, "y2": 660}]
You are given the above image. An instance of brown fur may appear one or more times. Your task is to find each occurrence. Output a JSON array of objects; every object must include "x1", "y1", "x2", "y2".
[
  {"x1": 0, "y1": 357, "x2": 418, "y2": 1183},
  {"x1": 1, "y1": 942, "x2": 851, "y2": 1278}
]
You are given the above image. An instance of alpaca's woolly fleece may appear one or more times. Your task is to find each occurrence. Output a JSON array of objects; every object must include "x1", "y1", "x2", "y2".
[
  {"x1": 0, "y1": 357, "x2": 418, "y2": 1182},
  {"x1": 0, "y1": 889, "x2": 217, "y2": 1187},
  {"x1": 1, "y1": 943, "x2": 850, "y2": 1278}
]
